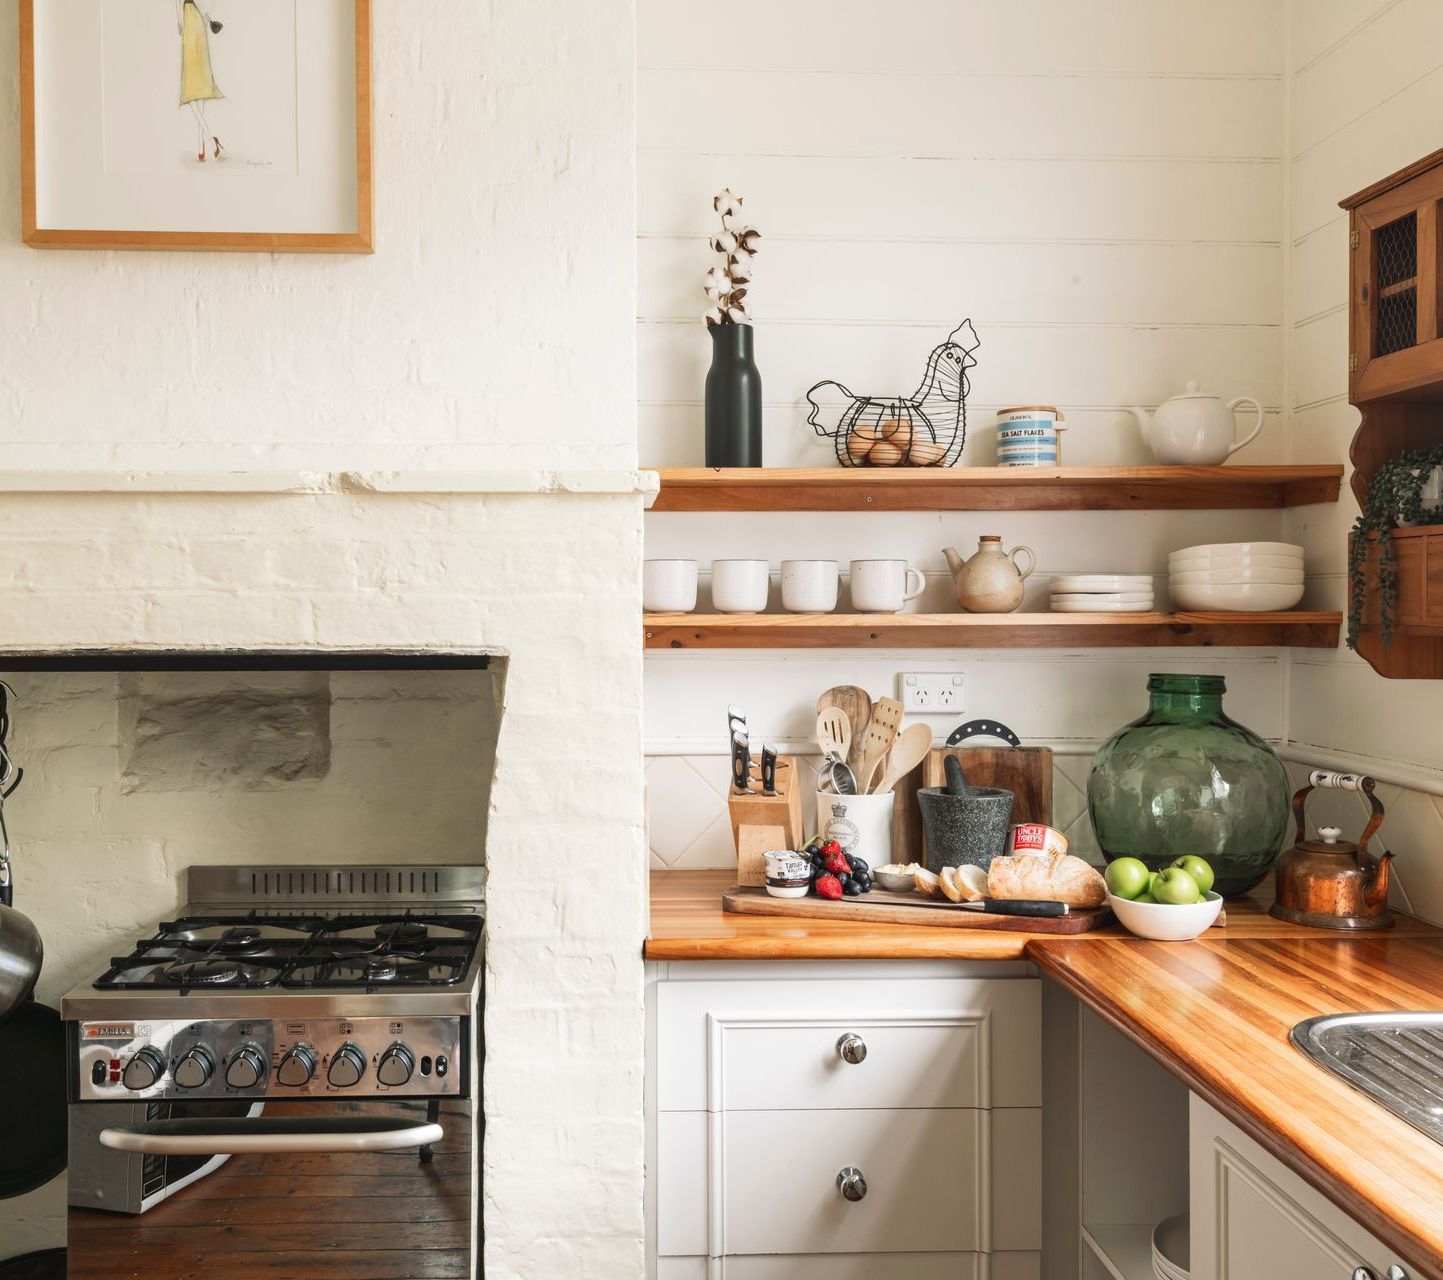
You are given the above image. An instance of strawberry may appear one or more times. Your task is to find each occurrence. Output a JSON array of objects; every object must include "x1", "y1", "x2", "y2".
[
  {"x1": 824, "y1": 851, "x2": 851, "y2": 875},
  {"x1": 822, "y1": 840, "x2": 842, "y2": 857},
  {"x1": 814, "y1": 874, "x2": 844, "y2": 900}
]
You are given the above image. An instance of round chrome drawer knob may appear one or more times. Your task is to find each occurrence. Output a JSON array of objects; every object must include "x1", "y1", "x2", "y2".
[
  {"x1": 224, "y1": 1044, "x2": 267, "y2": 1090},
  {"x1": 276, "y1": 1043, "x2": 318, "y2": 1088},
  {"x1": 376, "y1": 1043, "x2": 416, "y2": 1087},
  {"x1": 836, "y1": 1167, "x2": 867, "y2": 1202},
  {"x1": 121, "y1": 1045, "x2": 166, "y2": 1091},
  {"x1": 1387, "y1": 1268, "x2": 1411, "y2": 1280},
  {"x1": 173, "y1": 1045, "x2": 216, "y2": 1090},
  {"x1": 1354, "y1": 1270, "x2": 1379, "y2": 1280},
  {"x1": 327, "y1": 1042, "x2": 368, "y2": 1088},
  {"x1": 836, "y1": 1033, "x2": 867, "y2": 1065}
]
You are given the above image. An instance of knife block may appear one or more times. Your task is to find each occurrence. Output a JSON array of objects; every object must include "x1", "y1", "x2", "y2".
[{"x1": 728, "y1": 757, "x2": 804, "y2": 887}]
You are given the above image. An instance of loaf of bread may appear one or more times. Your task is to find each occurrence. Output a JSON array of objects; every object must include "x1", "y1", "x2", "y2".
[{"x1": 987, "y1": 851, "x2": 1107, "y2": 908}]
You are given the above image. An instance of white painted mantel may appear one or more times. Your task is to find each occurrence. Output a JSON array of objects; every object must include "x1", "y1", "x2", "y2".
[{"x1": 0, "y1": 475, "x2": 649, "y2": 1279}]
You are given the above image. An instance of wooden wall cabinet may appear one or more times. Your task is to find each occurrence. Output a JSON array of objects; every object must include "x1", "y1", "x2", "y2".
[{"x1": 1344, "y1": 150, "x2": 1443, "y2": 676}]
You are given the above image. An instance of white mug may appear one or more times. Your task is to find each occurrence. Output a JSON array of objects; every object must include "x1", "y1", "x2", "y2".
[
  {"x1": 849, "y1": 559, "x2": 926, "y2": 613},
  {"x1": 711, "y1": 559, "x2": 770, "y2": 613},
  {"x1": 643, "y1": 559, "x2": 698, "y2": 612},
  {"x1": 781, "y1": 560, "x2": 839, "y2": 613}
]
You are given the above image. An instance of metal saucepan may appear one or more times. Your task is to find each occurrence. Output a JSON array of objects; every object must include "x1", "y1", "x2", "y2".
[{"x1": 0, "y1": 890, "x2": 43, "y2": 1025}]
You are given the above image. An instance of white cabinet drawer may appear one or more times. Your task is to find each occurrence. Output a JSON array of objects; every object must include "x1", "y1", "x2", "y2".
[
  {"x1": 656, "y1": 977, "x2": 1040, "y2": 1112},
  {"x1": 657, "y1": 1104, "x2": 1040, "y2": 1258},
  {"x1": 658, "y1": 1252, "x2": 1041, "y2": 1279}
]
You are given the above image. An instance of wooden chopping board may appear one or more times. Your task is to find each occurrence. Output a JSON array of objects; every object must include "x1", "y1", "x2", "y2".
[
  {"x1": 891, "y1": 745, "x2": 1054, "y2": 865},
  {"x1": 722, "y1": 884, "x2": 1112, "y2": 934}
]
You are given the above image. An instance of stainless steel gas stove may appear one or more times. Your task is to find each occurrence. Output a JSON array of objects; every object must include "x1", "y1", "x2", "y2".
[{"x1": 63, "y1": 864, "x2": 485, "y2": 1279}]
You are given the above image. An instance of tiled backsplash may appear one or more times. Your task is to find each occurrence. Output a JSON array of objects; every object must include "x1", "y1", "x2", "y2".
[
  {"x1": 645, "y1": 751, "x2": 1103, "y2": 870},
  {"x1": 649, "y1": 751, "x2": 1443, "y2": 929}
]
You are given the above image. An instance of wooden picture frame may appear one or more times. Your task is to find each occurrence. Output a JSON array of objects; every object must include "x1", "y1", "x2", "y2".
[{"x1": 19, "y1": 0, "x2": 372, "y2": 253}]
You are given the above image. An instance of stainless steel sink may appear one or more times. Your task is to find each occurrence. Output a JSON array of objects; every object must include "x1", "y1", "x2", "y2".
[{"x1": 1292, "y1": 1012, "x2": 1443, "y2": 1145}]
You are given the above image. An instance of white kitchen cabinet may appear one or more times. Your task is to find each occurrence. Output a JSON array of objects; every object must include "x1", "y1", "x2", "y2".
[
  {"x1": 1190, "y1": 1097, "x2": 1416, "y2": 1280},
  {"x1": 647, "y1": 959, "x2": 1041, "y2": 1278}
]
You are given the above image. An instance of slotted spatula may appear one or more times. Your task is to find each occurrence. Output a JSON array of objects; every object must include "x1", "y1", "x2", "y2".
[
  {"x1": 857, "y1": 697, "x2": 904, "y2": 793},
  {"x1": 817, "y1": 686, "x2": 871, "y2": 771}
]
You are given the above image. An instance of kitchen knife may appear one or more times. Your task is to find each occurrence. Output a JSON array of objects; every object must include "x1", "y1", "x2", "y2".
[
  {"x1": 760, "y1": 744, "x2": 778, "y2": 795},
  {"x1": 731, "y1": 730, "x2": 751, "y2": 794},
  {"x1": 955, "y1": 899, "x2": 1068, "y2": 917}
]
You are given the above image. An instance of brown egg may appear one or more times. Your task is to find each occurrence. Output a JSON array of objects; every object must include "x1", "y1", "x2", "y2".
[
  {"x1": 867, "y1": 440, "x2": 904, "y2": 466},
  {"x1": 846, "y1": 430, "x2": 874, "y2": 464},
  {"x1": 907, "y1": 440, "x2": 947, "y2": 466},
  {"x1": 885, "y1": 420, "x2": 915, "y2": 453},
  {"x1": 852, "y1": 421, "x2": 887, "y2": 442}
]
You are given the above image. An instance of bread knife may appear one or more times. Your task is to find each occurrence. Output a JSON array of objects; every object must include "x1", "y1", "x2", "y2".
[{"x1": 955, "y1": 899, "x2": 1068, "y2": 917}]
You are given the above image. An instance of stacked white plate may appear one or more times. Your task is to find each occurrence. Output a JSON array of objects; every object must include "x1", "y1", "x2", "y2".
[
  {"x1": 1049, "y1": 574, "x2": 1155, "y2": 613},
  {"x1": 1169, "y1": 542, "x2": 1304, "y2": 612},
  {"x1": 1151, "y1": 1212, "x2": 1190, "y2": 1280}
]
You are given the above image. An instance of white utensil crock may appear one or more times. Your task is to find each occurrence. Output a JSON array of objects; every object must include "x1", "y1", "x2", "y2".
[{"x1": 816, "y1": 790, "x2": 894, "y2": 868}]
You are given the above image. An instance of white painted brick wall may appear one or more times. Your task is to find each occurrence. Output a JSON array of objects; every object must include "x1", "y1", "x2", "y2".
[
  {"x1": 0, "y1": 4, "x2": 638, "y2": 474},
  {"x1": 0, "y1": 484, "x2": 648, "y2": 1278}
]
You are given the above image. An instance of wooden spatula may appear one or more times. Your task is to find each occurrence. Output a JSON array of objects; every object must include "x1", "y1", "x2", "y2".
[
  {"x1": 872, "y1": 721, "x2": 932, "y2": 795},
  {"x1": 817, "y1": 685, "x2": 871, "y2": 770},
  {"x1": 857, "y1": 697, "x2": 904, "y2": 793}
]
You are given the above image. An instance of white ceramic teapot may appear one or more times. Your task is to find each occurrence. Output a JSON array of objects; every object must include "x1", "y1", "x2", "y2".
[{"x1": 1130, "y1": 380, "x2": 1264, "y2": 466}]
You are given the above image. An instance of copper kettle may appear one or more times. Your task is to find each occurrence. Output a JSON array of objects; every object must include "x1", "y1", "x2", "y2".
[{"x1": 1270, "y1": 770, "x2": 1393, "y2": 931}]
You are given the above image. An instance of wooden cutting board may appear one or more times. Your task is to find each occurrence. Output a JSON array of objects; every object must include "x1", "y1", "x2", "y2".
[
  {"x1": 722, "y1": 884, "x2": 1112, "y2": 934},
  {"x1": 891, "y1": 745, "x2": 1054, "y2": 865}
]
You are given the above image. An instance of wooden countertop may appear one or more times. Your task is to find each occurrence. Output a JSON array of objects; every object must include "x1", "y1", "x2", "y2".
[{"x1": 649, "y1": 870, "x2": 1443, "y2": 1277}]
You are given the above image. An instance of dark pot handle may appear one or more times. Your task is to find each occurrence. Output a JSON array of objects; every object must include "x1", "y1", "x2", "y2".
[{"x1": 945, "y1": 719, "x2": 1021, "y2": 748}]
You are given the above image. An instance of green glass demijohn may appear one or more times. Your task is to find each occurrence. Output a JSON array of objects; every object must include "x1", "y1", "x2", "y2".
[{"x1": 1087, "y1": 673, "x2": 1289, "y2": 896}]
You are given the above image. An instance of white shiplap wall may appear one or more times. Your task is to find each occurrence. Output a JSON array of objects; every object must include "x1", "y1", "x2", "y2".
[
  {"x1": 640, "y1": 0, "x2": 1292, "y2": 868},
  {"x1": 1283, "y1": 0, "x2": 1443, "y2": 925}
]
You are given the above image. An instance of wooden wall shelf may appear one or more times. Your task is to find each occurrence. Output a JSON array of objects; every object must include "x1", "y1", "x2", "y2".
[
  {"x1": 643, "y1": 612, "x2": 1342, "y2": 650},
  {"x1": 645, "y1": 465, "x2": 1343, "y2": 513}
]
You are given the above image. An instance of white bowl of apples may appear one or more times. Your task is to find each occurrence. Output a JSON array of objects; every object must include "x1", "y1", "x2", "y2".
[{"x1": 1105, "y1": 855, "x2": 1223, "y2": 941}]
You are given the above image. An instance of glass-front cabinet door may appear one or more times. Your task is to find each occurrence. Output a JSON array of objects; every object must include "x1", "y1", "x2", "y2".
[{"x1": 1347, "y1": 151, "x2": 1443, "y2": 401}]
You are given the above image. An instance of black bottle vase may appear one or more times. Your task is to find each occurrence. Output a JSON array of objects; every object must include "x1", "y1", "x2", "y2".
[{"x1": 704, "y1": 322, "x2": 762, "y2": 467}]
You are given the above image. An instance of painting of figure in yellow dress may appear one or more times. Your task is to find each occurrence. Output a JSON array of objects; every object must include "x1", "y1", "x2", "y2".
[{"x1": 177, "y1": 0, "x2": 225, "y2": 162}]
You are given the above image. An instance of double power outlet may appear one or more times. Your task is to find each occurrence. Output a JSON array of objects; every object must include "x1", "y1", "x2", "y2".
[{"x1": 898, "y1": 672, "x2": 965, "y2": 713}]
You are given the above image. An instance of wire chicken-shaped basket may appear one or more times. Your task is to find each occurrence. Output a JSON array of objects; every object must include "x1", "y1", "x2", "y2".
[{"x1": 806, "y1": 320, "x2": 980, "y2": 467}]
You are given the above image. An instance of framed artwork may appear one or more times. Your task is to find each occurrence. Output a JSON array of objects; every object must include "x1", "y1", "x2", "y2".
[{"x1": 19, "y1": 0, "x2": 372, "y2": 252}]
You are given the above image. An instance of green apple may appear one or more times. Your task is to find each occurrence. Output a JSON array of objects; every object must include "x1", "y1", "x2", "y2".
[
  {"x1": 1133, "y1": 891, "x2": 1158, "y2": 904},
  {"x1": 1153, "y1": 866, "x2": 1202, "y2": 905},
  {"x1": 1169, "y1": 855, "x2": 1215, "y2": 895},
  {"x1": 1105, "y1": 857, "x2": 1152, "y2": 901}
]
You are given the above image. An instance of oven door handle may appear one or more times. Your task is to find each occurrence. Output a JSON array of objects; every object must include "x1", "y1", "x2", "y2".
[{"x1": 99, "y1": 1116, "x2": 445, "y2": 1156}]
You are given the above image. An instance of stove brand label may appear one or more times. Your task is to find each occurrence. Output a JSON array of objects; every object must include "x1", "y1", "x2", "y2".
[{"x1": 86, "y1": 1024, "x2": 134, "y2": 1038}]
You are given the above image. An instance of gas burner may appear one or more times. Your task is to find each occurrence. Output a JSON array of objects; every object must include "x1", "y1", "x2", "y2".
[
  {"x1": 365, "y1": 958, "x2": 399, "y2": 981},
  {"x1": 164, "y1": 960, "x2": 258, "y2": 987},
  {"x1": 212, "y1": 927, "x2": 266, "y2": 955},
  {"x1": 282, "y1": 951, "x2": 470, "y2": 989}
]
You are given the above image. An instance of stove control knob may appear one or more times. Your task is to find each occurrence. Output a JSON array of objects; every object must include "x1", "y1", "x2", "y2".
[
  {"x1": 225, "y1": 1044, "x2": 267, "y2": 1090},
  {"x1": 173, "y1": 1045, "x2": 216, "y2": 1090},
  {"x1": 376, "y1": 1043, "x2": 416, "y2": 1087},
  {"x1": 121, "y1": 1045, "x2": 166, "y2": 1091},
  {"x1": 276, "y1": 1043, "x2": 318, "y2": 1088},
  {"x1": 327, "y1": 1042, "x2": 367, "y2": 1089}
]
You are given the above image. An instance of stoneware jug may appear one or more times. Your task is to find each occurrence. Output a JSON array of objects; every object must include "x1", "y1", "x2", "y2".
[
  {"x1": 1130, "y1": 379, "x2": 1264, "y2": 465},
  {"x1": 943, "y1": 536, "x2": 1035, "y2": 613}
]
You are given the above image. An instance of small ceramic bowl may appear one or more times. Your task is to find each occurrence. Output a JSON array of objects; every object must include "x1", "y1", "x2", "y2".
[
  {"x1": 1108, "y1": 891, "x2": 1223, "y2": 941},
  {"x1": 873, "y1": 867, "x2": 916, "y2": 893}
]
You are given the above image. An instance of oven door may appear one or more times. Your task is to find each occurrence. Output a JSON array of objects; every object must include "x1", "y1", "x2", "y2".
[{"x1": 68, "y1": 1097, "x2": 476, "y2": 1279}]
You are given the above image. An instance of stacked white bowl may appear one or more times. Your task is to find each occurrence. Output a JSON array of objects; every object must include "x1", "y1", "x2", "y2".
[
  {"x1": 1049, "y1": 573, "x2": 1155, "y2": 613},
  {"x1": 1151, "y1": 1212, "x2": 1189, "y2": 1280},
  {"x1": 1169, "y1": 542, "x2": 1304, "y2": 612}
]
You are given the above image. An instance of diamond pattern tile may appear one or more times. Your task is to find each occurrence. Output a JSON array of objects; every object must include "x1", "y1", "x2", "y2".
[{"x1": 646, "y1": 756, "x2": 725, "y2": 868}]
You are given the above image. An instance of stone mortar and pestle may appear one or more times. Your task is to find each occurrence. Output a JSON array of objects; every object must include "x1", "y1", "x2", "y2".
[{"x1": 917, "y1": 754, "x2": 1015, "y2": 874}]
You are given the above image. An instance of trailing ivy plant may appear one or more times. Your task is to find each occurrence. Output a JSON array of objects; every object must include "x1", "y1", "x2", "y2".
[{"x1": 1348, "y1": 445, "x2": 1443, "y2": 648}]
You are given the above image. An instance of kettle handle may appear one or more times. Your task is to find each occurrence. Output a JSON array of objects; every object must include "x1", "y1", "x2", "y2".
[{"x1": 1294, "y1": 770, "x2": 1385, "y2": 853}]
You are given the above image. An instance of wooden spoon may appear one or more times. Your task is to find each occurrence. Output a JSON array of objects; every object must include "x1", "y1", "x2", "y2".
[
  {"x1": 872, "y1": 721, "x2": 932, "y2": 795},
  {"x1": 857, "y1": 697, "x2": 904, "y2": 793},
  {"x1": 816, "y1": 685, "x2": 871, "y2": 770}
]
